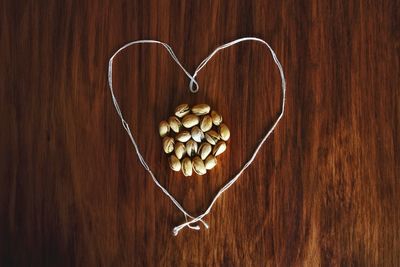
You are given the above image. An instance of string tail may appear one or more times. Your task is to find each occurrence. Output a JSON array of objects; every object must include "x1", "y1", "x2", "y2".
[
  {"x1": 173, "y1": 216, "x2": 210, "y2": 236},
  {"x1": 107, "y1": 37, "x2": 286, "y2": 236}
]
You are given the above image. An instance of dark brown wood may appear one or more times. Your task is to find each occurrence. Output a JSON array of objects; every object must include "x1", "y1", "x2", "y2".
[{"x1": 1, "y1": 0, "x2": 399, "y2": 266}]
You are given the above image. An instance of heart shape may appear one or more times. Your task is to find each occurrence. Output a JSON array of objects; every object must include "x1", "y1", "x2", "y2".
[{"x1": 107, "y1": 37, "x2": 286, "y2": 235}]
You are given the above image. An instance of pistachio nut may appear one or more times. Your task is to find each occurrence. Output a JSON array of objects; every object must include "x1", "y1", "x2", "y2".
[
  {"x1": 162, "y1": 136, "x2": 174, "y2": 154},
  {"x1": 182, "y1": 114, "x2": 200, "y2": 128},
  {"x1": 205, "y1": 130, "x2": 220, "y2": 145},
  {"x1": 169, "y1": 155, "x2": 181, "y2": 172},
  {"x1": 192, "y1": 156, "x2": 207, "y2": 175},
  {"x1": 211, "y1": 110, "x2": 223, "y2": 126},
  {"x1": 174, "y1": 142, "x2": 186, "y2": 159},
  {"x1": 198, "y1": 142, "x2": 212, "y2": 160},
  {"x1": 200, "y1": 115, "x2": 213, "y2": 132},
  {"x1": 191, "y1": 104, "x2": 211, "y2": 115},
  {"x1": 159, "y1": 120, "x2": 170, "y2": 137},
  {"x1": 219, "y1": 123, "x2": 230, "y2": 141},
  {"x1": 204, "y1": 155, "x2": 217, "y2": 170},
  {"x1": 174, "y1": 104, "x2": 190, "y2": 118},
  {"x1": 191, "y1": 126, "x2": 204, "y2": 143},
  {"x1": 168, "y1": 116, "x2": 182, "y2": 133},
  {"x1": 182, "y1": 157, "x2": 193, "y2": 177},
  {"x1": 175, "y1": 131, "x2": 191, "y2": 142},
  {"x1": 212, "y1": 141, "x2": 227, "y2": 156},
  {"x1": 186, "y1": 140, "x2": 198, "y2": 157}
]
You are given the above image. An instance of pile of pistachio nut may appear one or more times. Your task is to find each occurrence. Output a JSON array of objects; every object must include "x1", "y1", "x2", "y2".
[{"x1": 159, "y1": 103, "x2": 230, "y2": 176}]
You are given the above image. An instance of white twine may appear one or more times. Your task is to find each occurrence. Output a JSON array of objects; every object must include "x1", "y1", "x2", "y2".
[{"x1": 107, "y1": 37, "x2": 286, "y2": 236}]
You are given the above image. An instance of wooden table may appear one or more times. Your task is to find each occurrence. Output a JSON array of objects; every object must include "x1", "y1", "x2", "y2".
[{"x1": 1, "y1": 0, "x2": 399, "y2": 266}]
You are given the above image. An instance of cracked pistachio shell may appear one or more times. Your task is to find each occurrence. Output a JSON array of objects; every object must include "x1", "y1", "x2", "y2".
[
  {"x1": 211, "y1": 110, "x2": 223, "y2": 126},
  {"x1": 205, "y1": 130, "x2": 220, "y2": 145},
  {"x1": 175, "y1": 104, "x2": 190, "y2": 118},
  {"x1": 175, "y1": 131, "x2": 191, "y2": 142},
  {"x1": 212, "y1": 141, "x2": 227, "y2": 156},
  {"x1": 182, "y1": 157, "x2": 193, "y2": 177},
  {"x1": 186, "y1": 140, "x2": 198, "y2": 157},
  {"x1": 168, "y1": 116, "x2": 182, "y2": 133},
  {"x1": 174, "y1": 142, "x2": 186, "y2": 159},
  {"x1": 192, "y1": 156, "x2": 207, "y2": 175},
  {"x1": 159, "y1": 120, "x2": 170, "y2": 137},
  {"x1": 204, "y1": 155, "x2": 217, "y2": 170},
  {"x1": 200, "y1": 115, "x2": 213, "y2": 132},
  {"x1": 198, "y1": 142, "x2": 212, "y2": 160},
  {"x1": 191, "y1": 104, "x2": 211, "y2": 115},
  {"x1": 191, "y1": 126, "x2": 204, "y2": 143},
  {"x1": 162, "y1": 136, "x2": 174, "y2": 154},
  {"x1": 169, "y1": 155, "x2": 181, "y2": 172},
  {"x1": 182, "y1": 114, "x2": 200, "y2": 128},
  {"x1": 219, "y1": 123, "x2": 230, "y2": 141}
]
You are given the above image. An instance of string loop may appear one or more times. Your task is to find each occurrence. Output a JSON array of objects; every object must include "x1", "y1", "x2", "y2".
[
  {"x1": 107, "y1": 37, "x2": 286, "y2": 236},
  {"x1": 189, "y1": 78, "x2": 199, "y2": 93}
]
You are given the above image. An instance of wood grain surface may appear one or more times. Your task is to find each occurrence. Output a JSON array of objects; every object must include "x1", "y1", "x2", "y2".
[{"x1": 1, "y1": 0, "x2": 399, "y2": 266}]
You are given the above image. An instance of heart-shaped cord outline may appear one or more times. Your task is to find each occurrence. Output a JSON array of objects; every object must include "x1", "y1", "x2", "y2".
[{"x1": 108, "y1": 37, "x2": 286, "y2": 236}]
